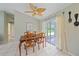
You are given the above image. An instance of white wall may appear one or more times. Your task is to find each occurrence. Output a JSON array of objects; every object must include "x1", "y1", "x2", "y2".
[
  {"x1": 0, "y1": 11, "x2": 4, "y2": 43},
  {"x1": 14, "y1": 11, "x2": 40, "y2": 40},
  {"x1": 0, "y1": 11, "x2": 8, "y2": 43}
]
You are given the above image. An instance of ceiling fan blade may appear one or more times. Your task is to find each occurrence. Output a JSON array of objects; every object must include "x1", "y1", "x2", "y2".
[
  {"x1": 29, "y1": 3, "x2": 37, "y2": 11},
  {"x1": 24, "y1": 11, "x2": 33, "y2": 13}
]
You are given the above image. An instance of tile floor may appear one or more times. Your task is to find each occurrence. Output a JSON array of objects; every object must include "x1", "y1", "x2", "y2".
[
  {"x1": 46, "y1": 36, "x2": 56, "y2": 45},
  {"x1": 0, "y1": 40, "x2": 70, "y2": 56}
]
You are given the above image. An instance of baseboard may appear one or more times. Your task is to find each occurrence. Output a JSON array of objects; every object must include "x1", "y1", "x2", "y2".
[
  {"x1": 63, "y1": 50, "x2": 75, "y2": 56},
  {"x1": 67, "y1": 51, "x2": 75, "y2": 56},
  {"x1": 56, "y1": 46, "x2": 75, "y2": 56},
  {"x1": 56, "y1": 46, "x2": 63, "y2": 51}
]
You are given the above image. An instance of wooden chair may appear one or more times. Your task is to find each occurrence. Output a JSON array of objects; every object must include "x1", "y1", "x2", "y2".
[
  {"x1": 24, "y1": 32, "x2": 36, "y2": 54},
  {"x1": 19, "y1": 35, "x2": 27, "y2": 56},
  {"x1": 19, "y1": 32, "x2": 36, "y2": 56},
  {"x1": 37, "y1": 32, "x2": 46, "y2": 50}
]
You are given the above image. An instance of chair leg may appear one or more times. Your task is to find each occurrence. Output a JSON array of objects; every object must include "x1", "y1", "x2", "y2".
[
  {"x1": 38, "y1": 43, "x2": 40, "y2": 50},
  {"x1": 45, "y1": 38, "x2": 46, "y2": 47},
  {"x1": 43, "y1": 41, "x2": 44, "y2": 48},
  {"x1": 24, "y1": 44, "x2": 27, "y2": 55},
  {"x1": 25, "y1": 47, "x2": 27, "y2": 55},
  {"x1": 33, "y1": 46, "x2": 35, "y2": 52},
  {"x1": 19, "y1": 43, "x2": 21, "y2": 56},
  {"x1": 42, "y1": 38, "x2": 44, "y2": 48}
]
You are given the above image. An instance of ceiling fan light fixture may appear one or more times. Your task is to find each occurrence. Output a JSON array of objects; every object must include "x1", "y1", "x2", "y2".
[
  {"x1": 32, "y1": 13, "x2": 36, "y2": 16},
  {"x1": 25, "y1": 3, "x2": 46, "y2": 16}
]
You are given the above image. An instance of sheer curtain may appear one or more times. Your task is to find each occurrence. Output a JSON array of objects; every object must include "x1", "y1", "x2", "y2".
[{"x1": 56, "y1": 15, "x2": 68, "y2": 52}]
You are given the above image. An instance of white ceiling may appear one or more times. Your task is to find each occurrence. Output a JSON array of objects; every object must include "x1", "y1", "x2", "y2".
[{"x1": 0, "y1": 3, "x2": 72, "y2": 20}]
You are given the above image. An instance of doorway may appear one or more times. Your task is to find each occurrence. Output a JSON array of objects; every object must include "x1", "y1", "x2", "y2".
[
  {"x1": 8, "y1": 22, "x2": 14, "y2": 41},
  {"x1": 7, "y1": 13, "x2": 14, "y2": 42}
]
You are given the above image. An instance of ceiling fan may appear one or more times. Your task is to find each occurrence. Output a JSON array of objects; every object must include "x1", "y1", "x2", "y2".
[{"x1": 25, "y1": 3, "x2": 46, "y2": 16}]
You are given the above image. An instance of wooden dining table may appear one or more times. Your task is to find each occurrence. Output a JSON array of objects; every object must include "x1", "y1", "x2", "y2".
[{"x1": 19, "y1": 32, "x2": 46, "y2": 56}]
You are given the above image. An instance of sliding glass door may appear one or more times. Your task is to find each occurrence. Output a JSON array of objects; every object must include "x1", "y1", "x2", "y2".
[{"x1": 46, "y1": 19, "x2": 56, "y2": 45}]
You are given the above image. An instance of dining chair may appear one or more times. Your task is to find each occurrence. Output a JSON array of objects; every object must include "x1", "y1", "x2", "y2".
[
  {"x1": 37, "y1": 32, "x2": 46, "y2": 50},
  {"x1": 21, "y1": 32, "x2": 36, "y2": 55}
]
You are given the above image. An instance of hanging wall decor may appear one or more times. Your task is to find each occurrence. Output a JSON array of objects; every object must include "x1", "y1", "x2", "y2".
[
  {"x1": 74, "y1": 13, "x2": 79, "y2": 26},
  {"x1": 68, "y1": 11, "x2": 79, "y2": 27},
  {"x1": 68, "y1": 11, "x2": 72, "y2": 23}
]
